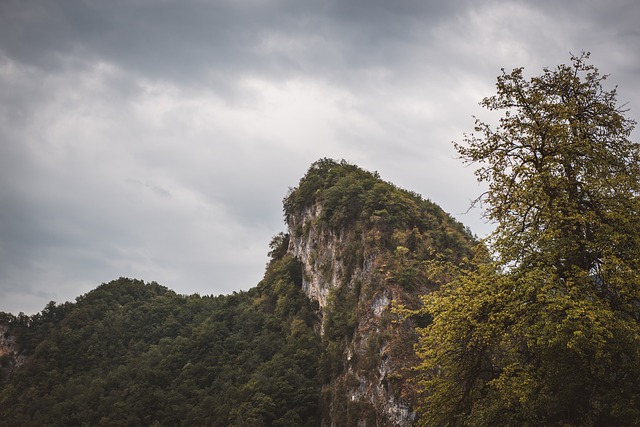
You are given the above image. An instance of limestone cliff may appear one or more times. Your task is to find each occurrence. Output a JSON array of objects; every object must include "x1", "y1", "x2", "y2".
[
  {"x1": 284, "y1": 159, "x2": 474, "y2": 426},
  {"x1": 0, "y1": 321, "x2": 25, "y2": 375}
]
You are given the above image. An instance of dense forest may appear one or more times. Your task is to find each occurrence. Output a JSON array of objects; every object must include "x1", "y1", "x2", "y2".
[
  {"x1": 3, "y1": 54, "x2": 640, "y2": 426},
  {"x1": 0, "y1": 246, "x2": 321, "y2": 426},
  {"x1": 1, "y1": 158, "x2": 474, "y2": 426}
]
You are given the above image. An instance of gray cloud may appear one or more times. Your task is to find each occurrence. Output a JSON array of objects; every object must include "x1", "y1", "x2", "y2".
[{"x1": 1, "y1": 0, "x2": 639, "y2": 313}]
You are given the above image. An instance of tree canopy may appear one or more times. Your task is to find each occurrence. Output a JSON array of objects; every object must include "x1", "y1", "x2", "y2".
[
  {"x1": 0, "y1": 239, "x2": 322, "y2": 426},
  {"x1": 458, "y1": 53, "x2": 640, "y2": 276},
  {"x1": 412, "y1": 53, "x2": 640, "y2": 426}
]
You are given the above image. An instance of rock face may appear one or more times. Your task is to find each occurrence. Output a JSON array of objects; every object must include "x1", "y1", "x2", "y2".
[
  {"x1": 0, "y1": 322, "x2": 25, "y2": 374},
  {"x1": 284, "y1": 159, "x2": 474, "y2": 426},
  {"x1": 288, "y1": 201, "x2": 417, "y2": 426}
]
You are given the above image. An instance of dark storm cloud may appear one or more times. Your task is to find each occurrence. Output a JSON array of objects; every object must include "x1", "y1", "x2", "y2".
[
  {"x1": 2, "y1": 0, "x2": 638, "y2": 79},
  {"x1": 1, "y1": 0, "x2": 639, "y2": 314},
  {"x1": 1, "y1": 0, "x2": 292, "y2": 81},
  {"x1": 0, "y1": 0, "x2": 461, "y2": 88}
]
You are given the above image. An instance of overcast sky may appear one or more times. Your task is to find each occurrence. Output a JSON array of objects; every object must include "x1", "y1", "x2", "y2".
[{"x1": 1, "y1": 0, "x2": 639, "y2": 314}]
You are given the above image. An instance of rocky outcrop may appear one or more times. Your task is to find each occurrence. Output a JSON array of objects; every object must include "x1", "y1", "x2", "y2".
[
  {"x1": 288, "y1": 203, "x2": 339, "y2": 310},
  {"x1": 0, "y1": 322, "x2": 25, "y2": 374},
  {"x1": 288, "y1": 200, "x2": 417, "y2": 426},
  {"x1": 284, "y1": 159, "x2": 474, "y2": 426}
]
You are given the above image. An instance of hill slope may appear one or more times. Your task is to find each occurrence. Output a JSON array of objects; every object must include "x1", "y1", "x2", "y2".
[{"x1": 0, "y1": 159, "x2": 474, "y2": 426}]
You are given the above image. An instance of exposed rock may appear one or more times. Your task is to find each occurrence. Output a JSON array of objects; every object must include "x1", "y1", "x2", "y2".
[
  {"x1": 0, "y1": 323, "x2": 25, "y2": 374},
  {"x1": 284, "y1": 159, "x2": 474, "y2": 426},
  {"x1": 287, "y1": 201, "x2": 418, "y2": 425}
]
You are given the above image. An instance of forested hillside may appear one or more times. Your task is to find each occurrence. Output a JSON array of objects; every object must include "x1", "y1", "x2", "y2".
[
  {"x1": 0, "y1": 249, "x2": 322, "y2": 426},
  {"x1": 0, "y1": 159, "x2": 474, "y2": 426}
]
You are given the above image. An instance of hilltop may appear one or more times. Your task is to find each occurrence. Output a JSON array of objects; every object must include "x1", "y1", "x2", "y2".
[{"x1": 0, "y1": 159, "x2": 474, "y2": 426}]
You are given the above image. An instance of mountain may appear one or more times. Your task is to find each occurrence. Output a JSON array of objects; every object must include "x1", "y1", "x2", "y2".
[
  {"x1": 284, "y1": 159, "x2": 474, "y2": 425},
  {"x1": 0, "y1": 159, "x2": 475, "y2": 426}
]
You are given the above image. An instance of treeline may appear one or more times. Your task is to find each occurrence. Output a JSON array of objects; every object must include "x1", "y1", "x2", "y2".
[
  {"x1": 284, "y1": 158, "x2": 473, "y2": 260},
  {"x1": 0, "y1": 235, "x2": 321, "y2": 426}
]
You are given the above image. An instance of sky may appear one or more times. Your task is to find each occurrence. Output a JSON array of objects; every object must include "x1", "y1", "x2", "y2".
[{"x1": 1, "y1": 0, "x2": 639, "y2": 314}]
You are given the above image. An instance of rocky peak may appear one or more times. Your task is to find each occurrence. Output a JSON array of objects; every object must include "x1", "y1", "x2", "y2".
[{"x1": 283, "y1": 159, "x2": 474, "y2": 426}]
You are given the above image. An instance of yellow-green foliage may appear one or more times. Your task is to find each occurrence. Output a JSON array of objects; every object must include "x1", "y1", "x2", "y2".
[{"x1": 412, "y1": 53, "x2": 640, "y2": 426}]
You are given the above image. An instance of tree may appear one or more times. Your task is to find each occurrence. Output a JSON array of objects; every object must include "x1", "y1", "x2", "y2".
[
  {"x1": 413, "y1": 53, "x2": 640, "y2": 426},
  {"x1": 458, "y1": 53, "x2": 640, "y2": 276}
]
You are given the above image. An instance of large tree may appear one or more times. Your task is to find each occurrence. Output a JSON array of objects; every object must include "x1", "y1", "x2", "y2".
[
  {"x1": 459, "y1": 53, "x2": 640, "y2": 279},
  {"x1": 412, "y1": 53, "x2": 640, "y2": 426}
]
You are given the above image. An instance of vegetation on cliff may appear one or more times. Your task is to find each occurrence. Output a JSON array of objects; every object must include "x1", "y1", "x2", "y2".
[{"x1": 284, "y1": 159, "x2": 475, "y2": 425}]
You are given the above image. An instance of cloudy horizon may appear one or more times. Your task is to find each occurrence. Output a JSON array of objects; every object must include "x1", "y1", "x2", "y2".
[{"x1": 2, "y1": 0, "x2": 639, "y2": 314}]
